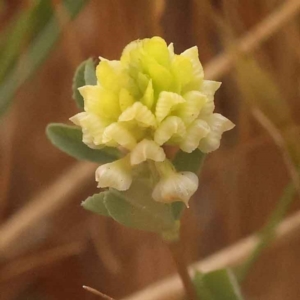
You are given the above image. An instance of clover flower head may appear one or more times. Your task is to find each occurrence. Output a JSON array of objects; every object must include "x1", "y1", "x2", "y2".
[{"x1": 71, "y1": 37, "x2": 234, "y2": 205}]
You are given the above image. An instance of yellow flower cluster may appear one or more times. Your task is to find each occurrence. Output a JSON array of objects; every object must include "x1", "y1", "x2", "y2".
[{"x1": 71, "y1": 37, "x2": 234, "y2": 205}]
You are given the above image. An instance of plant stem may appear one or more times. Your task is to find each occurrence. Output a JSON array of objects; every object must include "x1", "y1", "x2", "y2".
[{"x1": 167, "y1": 240, "x2": 199, "y2": 300}]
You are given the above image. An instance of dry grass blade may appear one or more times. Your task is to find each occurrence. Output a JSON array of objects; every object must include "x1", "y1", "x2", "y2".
[
  {"x1": 252, "y1": 107, "x2": 300, "y2": 198},
  {"x1": 123, "y1": 209, "x2": 300, "y2": 300},
  {"x1": 89, "y1": 218, "x2": 122, "y2": 275},
  {"x1": 205, "y1": 0, "x2": 300, "y2": 79},
  {"x1": 0, "y1": 113, "x2": 15, "y2": 221},
  {"x1": 0, "y1": 162, "x2": 95, "y2": 259},
  {"x1": 0, "y1": 241, "x2": 85, "y2": 283},
  {"x1": 83, "y1": 285, "x2": 116, "y2": 300}
]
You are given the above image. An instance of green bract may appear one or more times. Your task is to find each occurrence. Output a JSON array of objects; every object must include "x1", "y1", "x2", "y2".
[{"x1": 70, "y1": 37, "x2": 234, "y2": 205}]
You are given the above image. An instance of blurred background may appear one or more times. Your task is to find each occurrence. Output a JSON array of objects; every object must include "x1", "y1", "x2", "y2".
[{"x1": 0, "y1": 0, "x2": 300, "y2": 299}]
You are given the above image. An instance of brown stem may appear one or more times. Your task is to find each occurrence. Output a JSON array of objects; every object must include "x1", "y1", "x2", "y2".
[{"x1": 167, "y1": 240, "x2": 198, "y2": 300}]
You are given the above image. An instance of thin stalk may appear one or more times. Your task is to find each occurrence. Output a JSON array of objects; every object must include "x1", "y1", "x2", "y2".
[
  {"x1": 167, "y1": 240, "x2": 198, "y2": 300},
  {"x1": 83, "y1": 286, "x2": 115, "y2": 300}
]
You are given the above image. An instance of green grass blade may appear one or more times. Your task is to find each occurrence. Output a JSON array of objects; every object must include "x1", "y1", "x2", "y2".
[
  {"x1": 0, "y1": 0, "x2": 53, "y2": 83},
  {"x1": 236, "y1": 182, "x2": 296, "y2": 282},
  {"x1": 194, "y1": 269, "x2": 244, "y2": 300},
  {"x1": 0, "y1": 0, "x2": 90, "y2": 118}
]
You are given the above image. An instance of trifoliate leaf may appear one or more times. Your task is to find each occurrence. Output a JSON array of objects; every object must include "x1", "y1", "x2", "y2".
[{"x1": 104, "y1": 180, "x2": 177, "y2": 234}]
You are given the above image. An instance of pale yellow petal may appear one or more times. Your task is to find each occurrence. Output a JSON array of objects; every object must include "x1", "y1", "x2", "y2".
[
  {"x1": 81, "y1": 128, "x2": 100, "y2": 149},
  {"x1": 99, "y1": 56, "x2": 108, "y2": 62},
  {"x1": 70, "y1": 112, "x2": 108, "y2": 146},
  {"x1": 168, "y1": 43, "x2": 175, "y2": 60},
  {"x1": 143, "y1": 36, "x2": 170, "y2": 68},
  {"x1": 95, "y1": 156, "x2": 132, "y2": 191},
  {"x1": 119, "y1": 88, "x2": 135, "y2": 112},
  {"x1": 180, "y1": 46, "x2": 204, "y2": 91},
  {"x1": 174, "y1": 91, "x2": 207, "y2": 125},
  {"x1": 79, "y1": 85, "x2": 120, "y2": 121},
  {"x1": 96, "y1": 60, "x2": 127, "y2": 93},
  {"x1": 198, "y1": 113, "x2": 235, "y2": 153},
  {"x1": 199, "y1": 80, "x2": 221, "y2": 116},
  {"x1": 121, "y1": 39, "x2": 144, "y2": 64},
  {"x1": 137, "y1": 72, "x2": 149, "y2": 94},
  {"x1": 180, "y1": 119, "x2": 210, "y2": 153},
  {"x1": 102, "y1": 122, "x2": 136, "y2": 150},
  {"x1": 152, "y1": 171, "x2": 198, "y2": 206},
  {"x1": 171, "y1": 54, "x2": 193, "y2": 87},
  {"x1": 130, "y1": 139, "x2": 166, "y2": 165},
  {"x1": 155, "y1": 91, "x2": 186, "y2": 123},
  {"x1": 118, "y1": 102, "x2": 156, "y2": 128},
  {"x1": 140, "y1": 80, "x2": 154, "y2": 109},
  {"x1": 154, "y1": 116, "x2": 186, "y2": 145},
  {"x1": 147, "y1": 60, "x2": 173, "y2": 92},
  {"x1": 78, "y1": 85, "x2": 101, "y2": 112}
]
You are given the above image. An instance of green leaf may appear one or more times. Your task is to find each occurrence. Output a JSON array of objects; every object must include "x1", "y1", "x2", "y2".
[
  {"x1": 173, "y1": 149, "x2": 206, "y2": 173},
  {"x1": 46, "y1": 123, "x2": 120, "y2": 163},
  {"x1": 171, "y1": 149, "x2": 206, "y2": 219},
  {"x1": 0, "y1": 0, "x2": 90, "y2": 118},
  {"x1": 194, "y1": 269, "x2": 244, "y2": 300},
  {"x1": 81, "y1": 192, "x2": 110, "y2": 216},
  {"x1": 72, "y1": 58, "x2": 97, "y2": 109},
  {"x1": 72, "y1": 60, "x2": 87, "y2": 109},
  {"x1": 104, "y1": 180, "x2": 178, "y2": 234},
  {"x1": 84, "y1": 58, "x2": 97, "y2": 85}
]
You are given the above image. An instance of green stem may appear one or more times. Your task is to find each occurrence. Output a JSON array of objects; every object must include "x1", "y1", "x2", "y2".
[{"x1": 167, "y1": 240, "x2": 199, "y2": 300}]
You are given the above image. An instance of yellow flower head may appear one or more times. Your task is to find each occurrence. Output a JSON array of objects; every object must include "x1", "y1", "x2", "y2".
[{"x1": 71, "y1": 37, "x2": 234, "y2": 205}]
